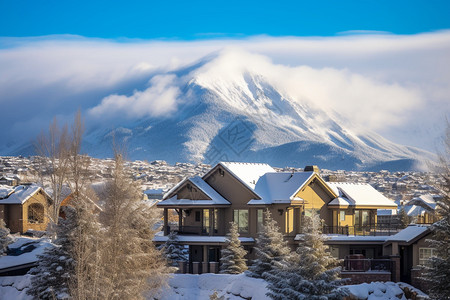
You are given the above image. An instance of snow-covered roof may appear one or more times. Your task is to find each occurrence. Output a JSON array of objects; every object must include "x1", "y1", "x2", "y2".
[
  {"x1": 385, "y1": 224, "x2": 430, "y2": 244},
  {"x1": 248, "y1": 172, "x2": 314, "y2": 205},
  {"x1": 327, "y1": 182, "x2": 397, "y2": 208},
  {"x1": 0, "y1": 185, "x2": 14, "y2": 199},
  {"x1": 159, "y1": 176, "x2": 230, "y2": 207},
  {"x1": 405, "y1": 194, "x2": 436, "y2": 210},
  {"x1": 377, "y1": 209, "x2": 397, "y2": 216},
  {"x1": 319, "y1": 235, "x2": 390, "y2": 243},
  {"x1": 153, "y1": 233, "x2": 254, "y2": 244},
  {"x1": 0, "y1": 237, "x2": 53, "y2": 270},
  {"x1": 403, "y1": 205, "x2": 428, "y2": 217},
  {"x1": 0, "y1": 184, "x2": 46, "y2": 204},
  {"x1": 217, "y1": 162, "x2": 275, "y2": 191}
]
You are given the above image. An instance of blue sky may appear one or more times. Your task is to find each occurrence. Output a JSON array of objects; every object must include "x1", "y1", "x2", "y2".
[{"x1": 1, "y1": 0, "x2": 450, "y2": 39}]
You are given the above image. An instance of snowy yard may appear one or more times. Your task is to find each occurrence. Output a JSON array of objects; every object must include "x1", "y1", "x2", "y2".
[{"x1": 154, "y1": 273, "x2": 429, "y2": 300}]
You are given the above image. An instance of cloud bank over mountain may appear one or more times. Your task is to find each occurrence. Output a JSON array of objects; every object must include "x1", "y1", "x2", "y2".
[{"x1": 0, "y1": 31, "x2": 449, "y2": 154}]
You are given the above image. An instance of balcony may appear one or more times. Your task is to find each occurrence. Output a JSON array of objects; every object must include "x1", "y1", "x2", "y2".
[
  {"x1": 322, "y1": 224, "x2": 401, "y2": 236},
  {"x1": 168, "y1": 225, "x2": 217, "y2": 236}
]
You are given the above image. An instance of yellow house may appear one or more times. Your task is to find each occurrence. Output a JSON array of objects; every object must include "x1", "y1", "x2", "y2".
[
  {"x1": 156, "y1": 162, "x2": 398, "y2": 274},
  {"x1": 0, "y1": 184, "x2": 53, "y2": 233},
  {"x1": 327, "y1": 182, "x2": 398, "y2": 235}
]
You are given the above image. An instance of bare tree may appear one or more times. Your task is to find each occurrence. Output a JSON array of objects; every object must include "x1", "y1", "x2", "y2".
[
  {"x1": 99, "y1": 150, "x2": 169, "y2": 299},
  {"x1": 35, "y1": 117, "x2": 71, "y2": 226},
  {"x1": 35, "y1": 110, "x2": 87, "y2": 227}
]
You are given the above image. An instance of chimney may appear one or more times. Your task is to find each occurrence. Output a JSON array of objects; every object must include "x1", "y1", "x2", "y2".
[{"x1": 304, "y1": 165, "x2": 320, "y2": 173}]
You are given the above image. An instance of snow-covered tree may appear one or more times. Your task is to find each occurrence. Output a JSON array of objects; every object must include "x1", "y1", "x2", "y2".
[
  {"x1": 265, "y1": 211, "x2": 348, "y2": 300},
  {"x1": 422, "y1": 125, "x2": 450, "y2": 299},
  {"x1": 160, "y1": 231, "x2": 188, "y2": 266},
  {"x1": 220, "y1": 222, "x2": 248, "y2": 274},
  {"x1": 0, "y1": 219, "x2": 12, "y2": 255},
  {"x1": 99, "y1": 152, "x2": 169, "y2": 299},
  {"x1": 246, "y1": 209, "x2": 291, "y2": 278},
  {"x1": 28, "y1": 190, "x2": 103, "y2": 300},
  {"x1": 398, "y1": 206, "x2": 412, "y2": 229},
  {"x1": 27, "y1": 207, "x2": 76, "y2": 299}
]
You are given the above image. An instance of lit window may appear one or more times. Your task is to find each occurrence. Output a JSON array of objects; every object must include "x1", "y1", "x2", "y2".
[
  {"x1": 340, "y1": 211, "x2": 345, "y2": 221},
  {"x1": 233, "y1": 209, "x2": 249, "y2": 233},
  {"x1": 419, "y1": 248, "x2": 436, "y2": 266}
]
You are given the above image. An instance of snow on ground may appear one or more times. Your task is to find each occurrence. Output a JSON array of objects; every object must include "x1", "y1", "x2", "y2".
[
  {"x1": 154, "y1": 274, "x2": 429, "y2": 300},
  {"x1": 0, "y1": 272, "x2": 429, "y2": 300},
  {"x1": 0, "y1": 274, "x2": 32, "y2": 300},
  {"x1": 154, "y1": 273, "x2": 270, "y2": 300}
]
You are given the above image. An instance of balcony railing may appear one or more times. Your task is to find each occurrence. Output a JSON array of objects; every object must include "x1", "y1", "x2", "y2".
[
  {"x1": 168, "y1": 225, "x2": 217, "y2": 236},
  {"x1": 342, "y1": 258, "x2": 393, "y2": 273},
  {"x1": 322, "y1": 224, "x2": 401, "y2": 236}
]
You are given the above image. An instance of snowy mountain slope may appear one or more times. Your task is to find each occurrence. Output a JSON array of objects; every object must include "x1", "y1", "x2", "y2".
[{"x1": 6, "y1": 50, "x2": 435, "y2": 171}]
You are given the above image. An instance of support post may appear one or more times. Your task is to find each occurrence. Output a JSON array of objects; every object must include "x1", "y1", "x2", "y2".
[{"x1": 164, "y1": 208, "x2": 169, "y2": 235}]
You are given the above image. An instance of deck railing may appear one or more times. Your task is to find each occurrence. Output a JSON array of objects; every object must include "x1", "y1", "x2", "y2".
[
  {"x1": 322, "y1": 224, "x2": 401, "y2": 236},
  {"x1": 342, "y1": 258, "x2": 393, "y2": 272}
]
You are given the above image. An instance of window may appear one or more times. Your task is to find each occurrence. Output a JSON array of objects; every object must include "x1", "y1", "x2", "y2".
[
  {"x1": 285, "y1": 207, "x2": 294, "y2": 234},
  {"x1": 28, "y1": 203, "x2": 44, "y2": 223},
  {"x1": 233, "y1": 209, "x2": 249, "y2": 233},
  {"x1": 203, "y1": 209, "x2": 210, "y2": 234},
  {"x1": 256, "y1": 209, "x2": 264, "y2": 233},
  {"x1": 340, "y1": 210, "x2": 345, "y2": 221},
  {"x1": 419, "y1": 248, "x2": 436, "y2": 266},
  {"x1": 195, "y1": 211, "x2": 201, "y2": 222}
]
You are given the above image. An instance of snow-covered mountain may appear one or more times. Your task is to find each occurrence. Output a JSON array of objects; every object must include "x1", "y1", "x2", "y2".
[{"x1": 6, "y1": 50, "x2": 434, "y2": 171}]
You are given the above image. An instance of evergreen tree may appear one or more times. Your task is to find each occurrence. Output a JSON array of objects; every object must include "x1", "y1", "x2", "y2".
[
  {"x1": 0, "y1": 219, "x2": 12, "y2": 255},
  {"x1": 220, "y1": 222, "x2": 248, "y2": 274},
  {"x1": 160, "y1": 231, "x2": 187, "y2": 266},
  {"x1": 28, "y1": 193, "x2": 103, "y2": 300},
  {"x1": 265, "y1": 211, "x2": 348, "y2": 300},
  {"x1": 246, "y1": 209, "x2": 291, "y2": 278},
  {"x1": 423, "y1": 126, "x2": 450, "y2": 299},
  {"x1": 99, "y1": 152, "x2": 169, "y2": 299},
  {"x1": 27, "y1": 207, "x2": 76, "y2": 299},
  {"x1": 398, "y1": 206, "x2": 411, "y2": 229}
]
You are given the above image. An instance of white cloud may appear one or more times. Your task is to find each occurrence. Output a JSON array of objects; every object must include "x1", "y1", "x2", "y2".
[
  {"x1": 89, "y1": 74, "x2": 180, "y2": 119},
  {"x1": 0, "y1": 31, "x2": 449, "y2": 151}
]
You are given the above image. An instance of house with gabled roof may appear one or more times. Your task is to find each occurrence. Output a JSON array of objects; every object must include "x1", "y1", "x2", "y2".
[
  {"x1": 156, "y1": 162, "x2": 399, "y2": 274},
  {"x1": 327, "y1": 182, "x2": 398, "y2": 235},
  {"x1": 0, "y1": 184, "x2": 53, "y2": 233}
]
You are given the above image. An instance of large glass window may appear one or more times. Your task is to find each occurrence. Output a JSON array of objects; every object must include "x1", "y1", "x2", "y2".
[
  {"x1": 256, "y1": 209, "x2": 264, "y2": 233},
  {"x1": 419, "y1": 248, "x2": 436, "y2": 266},
  {"x1": 203, "y1": 209, "x2": 210, "y2": 234},
  {"x1": 233, "y1": 209, "x2": 249, "y2": 233}
]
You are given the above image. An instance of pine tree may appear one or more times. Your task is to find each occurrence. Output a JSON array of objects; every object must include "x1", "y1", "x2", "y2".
[
  {"x1": 246, "y1": 209, "x2": 291, "y2": 278},
  {"x1": 0, "y1": 219, "x2": 12, "y2": 255},
  {"x1": 160, "y1": 231, "x2": 187, "y2": 266},
  {"x1": 27, "y1": 206, "x2": 76, "y2": 299},
  {"x1": 220, "y1": 222, "x2": 248, "y2": 274},
  {"x1": 265, "y1": 211, "x2": 348, "y2": 300},
  {"x1": 398, "y1": 206, "x2": 411, "y2": 229},
  {"x1": 99, "y1": 152, "x2": 169, "y2": 299},
  {"x1": 422, "y1": 126, "x2": 450, "y2": 299},
  {"x1": 28, "y1": 192, "x2": 103, "y2": 300}
]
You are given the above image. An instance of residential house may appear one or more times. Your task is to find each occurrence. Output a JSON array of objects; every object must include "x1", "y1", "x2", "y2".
[
  {"x1": 326, "y1": 182, "x2": 399, "y2": 235},
  {"x1": 156, "y1": 162, "x2": 398, "y2": 274},
  {"x1": 402, "y1": 194, "x2": 438, "y2": 224},
  {"x1": 0, "y1": 184, "x2": 53, "y2": 233}
]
